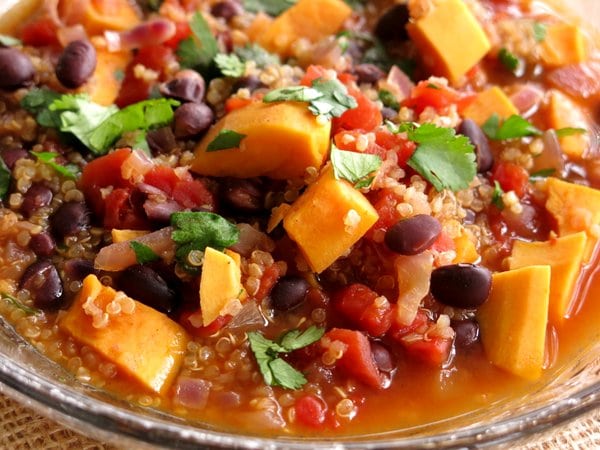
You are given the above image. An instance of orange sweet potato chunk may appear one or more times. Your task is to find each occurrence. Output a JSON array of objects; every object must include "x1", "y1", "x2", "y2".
[
  {"x1": 80, "y1": 49, "x2": 130, "y2": 106},
  {"x1": 60, "y1": 274, "x2": 189, "y2": 394},
  {"x1": 58, "y1": 0, "x2": 141, "y2": 35}
]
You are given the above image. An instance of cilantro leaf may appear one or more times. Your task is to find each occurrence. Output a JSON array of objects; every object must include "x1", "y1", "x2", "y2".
[
  {"x1": 1, "y1": 292, "x2": 40, "y2": 316},
  {"x1": 483, "y1": 114, "x2": 542, "y2": 140},
  {"x1": 530, "y1": 168, "x2": 556, "y2": 179},
  {"x1": 247, "y1": 326, "x2": 324, "y2": 390},
  {"x1": 0, "y1": 158, "x2": 9, "y2": 200},
  {"x1": 407, "y1": 123, "x2": 476, "y2": 192},
  {"x1": 378, "y1": 89, "x2": 399, "y2": 110},
  {"x1": 263, "y1": 86, "x2": 323, "y2": 103},
  {"x1": 206, "y1": 129, "x2": 246, "y2": 152},
  {"x1": 533, "y1": 22, "x2": 547, "y2": 42},
  {"x1": 555, "y1": 127, "x2": 587, "y2": 138},
  {"x1": 0, "y1": 35, "x2": 21, "y2": 47},
  {"x1": 31, "y1": 152, "x2": 79, "y2": 180},
  {"x1": 343, "y1": 0, "x2": 365, "y2": 9},
  {"x1": 177, "y1": 12, "x2": 219, "y2": 74},
  {"x1": 215, "y1": 53, "x2": 246, "y2": 77},
  {"x1": 243, "y1": 0, "x2": 296, "y2": 16},
  {"x1": 330, "y1": 146, "x2": 381, "y2": 188},
  {"x1": 234, "y1": 44, "x2": 279, "y2": 68},
  {"x1": 170, "y1": 212, "x2": 239, "y2": 273},
  {"x1": 498, "y1": 48, "x2": 519, "y2": 72},
  {"x1": 21, "y1": 88, "x2": 62, "y2": 128},
  {"x1": 129, "y1": 241, "x2": 160, "y2": 264},
  {"x1": 491, "y1": 180, "x2": 504, "y2": 209}
]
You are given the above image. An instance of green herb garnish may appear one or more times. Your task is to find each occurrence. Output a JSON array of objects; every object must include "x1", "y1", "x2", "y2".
[
  {"x1": 177, "y1": 12, "x2": 219, "y2": 74},
  {"x1": 21, "y1": 88, "x2": 63, "y2": 128},
  {"x1": 129, "y1": 241, "x2": 160, "y2": 265},
  {"x1": 330, "y1": 146, "x2": 381, "y2": 189},
  {"x1": 170, "y1": 212, "x2": 239, "y2": 274},
  {"x1": 530, "y1": 168, "x2": 556, "y2": 180},
  {"x1": 498, "y1": 48, "x2": 520, "y2": 72},
  {"x1": 215, "y1": 53, "x2": 246, "y2": 78},
  {"x1": 533, "y1": 22, "x2": 547, "y2": 43},
  {"x1": 1, "y1": 292, "x2": 40, "y2": 316},
  {"x1": 555, "y1": 127, "x2": 587, "y2": 138},
  {"x1": 378, "y1": 89, "x2": 399, "y2": 110},
  {"x1": 206, "y1": 129, "x2": 247, "y2": 152},
  {"x1": 0, "y1": 158, "x2": 10, "y2": 200},
  {"x1": 234, "y1": 43, "x2": 280, "y2": 68},
  {"x1": 491, "y1": 180, "x2": 505, "y2": 209},
  {"x1": 247, "y1": 326, "x2": 325, "y2": 390},
  {"x1": 31, "y1": 152, "x2": 79, "y2": 180},
  {"x1": 406, "y1": 123, "x2": 476, "y2": 192},
  {"x1": 483, "y1": 114, "x2": 542, "y2": 140},
  {"x1": 243, "y1": 0, "x2": 296, "y2": 16},
  {"x1": 0, "y1": 35, "x2": 22, "y2": 47}
]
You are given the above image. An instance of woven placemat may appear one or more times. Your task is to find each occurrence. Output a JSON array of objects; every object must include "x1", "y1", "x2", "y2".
[{"x1": 0, "y1": 391, "x2": 598, "y2": 449}]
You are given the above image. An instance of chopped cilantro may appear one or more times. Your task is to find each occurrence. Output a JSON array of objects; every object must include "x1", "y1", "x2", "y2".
[
  {"x1": 343, "y1": 0, "x2": 365, "y2": 8},
  {"x1": 177, "y1": 12, "x2": 219, "y2": 75},
  {"x1": 491, "y1": 180, "x2": 505, "y2": 209},
  {"x1": 378, "y1": 89, "x2": 399, "y2": 110},
  {"x1": 170, "y1": 212, "x2": 239, "y2": 274},
  {"x1": 264, "y1": 78, "x2": 357, "y2": 120},
  {"x1": 21, "y1": 88, "x2": 62, "y2": 128},
  {"x1": 406, "y1": 123, "x2": 477, "y2": 192},
  {"x1": 31, "y1": 152, "x2": 79, "y2": 180},
  {"x1": 330, "y1": 146, "x2": 381, "y2": 189},
  {"x1": 0, "y1": 35, "x2": 21, "y2": 47},
  {"x1": 0, "y1": 158, "x2": 9, "y2": 200},
  {"x1": 243, "y1": 0, "x2": 296, "y2": 16},
  {"x1": 1, "y1": 292, "x2": 40, "y2": 316},
  {"x1": 129, "y1": 241, "x2": 160, "y2": 264},
  {"x1": 555, "y1": 127, "x2": 587, "y2": 138},
  {"x1": 483, "y1": 114, "x2": 542, "y2": 140},
  {"x1": 530, "y1": 168, "x2": 556, "y2": 179},
  {"x1": 234, "y1": 44, "x2": 279, "y2": 68},
  {"x1": 206, "y1": 129, "x2": 247, "y2": 152},
  {"x1": 215, "y1": 53, "x2": 246, "y2": 78},
  {"x1": 247, "y1": 326, "x2": 324, "y2": 390},
  {"x1": 498, "y1": 48, "x2": 519, "y2": 72},
  {"x1": 533, "y1": 22, "x2": 547, "y2": 42}
]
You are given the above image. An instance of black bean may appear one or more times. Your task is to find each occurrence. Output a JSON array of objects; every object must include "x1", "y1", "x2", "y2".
[
  {"x1": 161, "y1": 72, "x2": 205, "y2": 103},
  {"x1": 50, "y1": 202, "x2": 90, "y2": 239},
  {"x1": 452, "y1": 318, "x2": 480, "y2": 348},
  {"x1": 232, "y1": 75, "x2": 265, "y2": 92},
  {"x1": 147, "y1": 126, "x2": 177, "y2": 155},
  {"x1": 384, "y1": 214, "x2": 442, "y2": 255},
  {"x1": 458, "y1": 119, "x2": 493, "y2": 173},
  {"x1": 118, "y1": 265, "x2": 177, "y2": 314},
  {"x1": 21, "y1": 183, "x2": 53, "y2": 218},
  {"x1": 374, "y1": 4, "x2": 410, "y2": 43},
  {"x1": 174, "y1": 103, "x2": 214, "y2": 138},
  {"x1": 20, "y1": 260, "x2": 63, "y2": 309},
  {"x1": 55, "y1": 40, "x2": 97, "y2": 89},
  {"x1": 29, "y1": 232, "x2": 56, "y2": 257},
  {"x1": 271, "y1": 276, "x2": 310, "y2": 312},
  {"x1": 0, "y1": 145, "x2": 29, "y2": 169},
  {"x1": 0, "y1": 48, "x2": 35, "y2": 90},
  {"x1": 63, "y1": 258, "x2": 96, "y2": 280},
  {"x1": 381, "y1": 107, "x2": 397, "y2": 121},
  {"x1": 430, "y1": 264, "x2": 492, "y2": 309},
  {"x1": 222, "y1": 178, "x2": 263, "y2": 212},
  {"x1": 353, "y1": 64, "x2": 385, "y2": 84},
  {"x1": 211, "y1": 0, "x2": 243, "y2": 21},
  {"x1": 370, "y1": 342, "x2": 395, "y2": 373}
]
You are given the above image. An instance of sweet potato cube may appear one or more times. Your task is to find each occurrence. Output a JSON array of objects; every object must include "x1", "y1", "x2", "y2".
[
  {"x1": 111, "y1": 229, "x2": 149, "y2": 243},
  {"x1": 508, "y1": 232, "x2": 587, "y2": 324},
  {"x1": 284, "y1": 167, "x2": 379, "y2": 273},
  {"x1": 60, "y1": 275, "x2": 189, "y2": 394},
  {"x1": 80, "y1": 49, "x2": 130, "y2": 106},
  {"x1": 256, "y1": 0, "x2": 352, "y2": 58},
  {"x1": 546, "y1": 90, "x2": 590, "y2": 159},
  {"x1": 545, "y1": 177, "x2": 600, "y2": 262},
  {"x1": 452, "y1": 231, "x2": 479, "y2": 264},
  {"x1": 540, "y1": 23, "x2": 587, "y2": 67},
  {"x1": 58, "y1": 0, "x2": 141, "y2": 35},
  {"x1": 462, "y1": 87, "x2": 518, "y2": 125},
  {"x1": 200, "y1": 247, "x2": 245, "y2": 326},
  {"x1": 191, "y1": 102, "x2": 331, "y2": 180},
  {"x1": 407, "y1": 0, "x2": 491, "y2": 84},
  {"x1": 477, "y1": 265, "x2": 551, "y2": 380}
]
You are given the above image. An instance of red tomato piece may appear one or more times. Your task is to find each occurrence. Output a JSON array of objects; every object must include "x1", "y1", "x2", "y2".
[
  {"x1": 163, "y1": 21, "x2": 191, "y2": 49},
  {"x1": 144, "y1": 166, "x2": 180, "y2": 195},
  {"x1": 365, "y1": 188, "x2": 402, "y2": 240},
  {"x1": 180, "y1": 310, "x2": 232, "y2": 337},
  {"x1": 403, "y1": 81, "x2": 474, "y2": 115},
  {"x1": 79, "y1": 148, "x2": 132, "y2": 217},
  {"x1": 430, "y1": 231, "x2": 456, "y2": 253},
  {"x1": 490, "y1": 162, "x2": 529, "y2": 198},
  {"x1": 103, "y1": 187, "x2": 149, "y2": 230},
  {"x1": 294, "y1": 395, "x2": 327, "y2": 428},
  {"x1": 324, "y1": 328, "x2": 384, "y2": 389},
  {"x1": 254, "y1": 264, "x2": 281, "y2": 301},
  {"x1": 300, "y1": 65, "x2": 328, "y2": 86},
  {"x1": 20, "y1": 17, "x2": 60, "y2": 47},
  {"x1": 225, "y1": 97, "x2": 253, "y2": 113},
  {"x1": 333, "y1": 88, "x2": 382, "y2": 133},
  {"x1": 333, "y1": 284, "x2": 393, "y2": 337},
  {"x1": 172, "y1": 179, "x2": 216, "y2": 210},
  {"x1": 374, "y1": 128, "x2": 416, "y2": 167}
]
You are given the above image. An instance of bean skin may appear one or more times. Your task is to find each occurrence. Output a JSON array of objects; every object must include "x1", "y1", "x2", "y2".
[
  {"x1": 161, "y1": 71, "x2": 205, "y2": 103},
  {"x1": 21, "y1": 183, "x2": 53, "y2": 218},
  {"x1": 232, "y1": 75, "x2": 265, "y2": 92},
  {"x1": 271, "y1": 276, "x2": 310, "y2": 312},
  {"x1": 174, "y1": 103, "x2": 214, "y2": 138},
  {"x1": 0, "y1": 145, "x2": 29, "y2": 169},
  {"x1": 353, "y1": 64, "x2": 385, "y2": 84},
  {"x1": 370, "y1": 342, "x2": 395, "y2": 373},
  {"x1": 452, "y1": 318, "x2": 480, "y2": 348},
  {"x1": 222, "y1": 178, "x2": 263, "y2": 212},
  {"x1": 118, "y1": 265, "x2": 177, "y2": 314},
  {"x1": 459, "y1": 119, "x2": 493, "y2": 173},
  {"x1": 29, "y1": 232, "x2": 56, "y2": 257},
  {"x1": 50, "y1": 202, "x2": 90, "y2": 239},
  {"x1": 0, "y1": 48, "x2": 34, "y2": 90},
  {"x1": 211, "y1": 0, "x2": 244, "y2": 21},
  {"x1": 147, "y1": 126, "x2": 177, "y2": 155},
  {"x1": 430, "y1": 264, "x2": 492, "y2": 309},
  {"x1": 374, "y1": 4, "x2": 409, "y2": 43},
  {"x1": 20, "y1": 260, "x2": 64, "y2": 309},
  {"x1": 55, "y1": 40, "x2": 97, "y2": 89},
  {"x1": 384, "y1": 214, "x2": 442, "y2": 255}
]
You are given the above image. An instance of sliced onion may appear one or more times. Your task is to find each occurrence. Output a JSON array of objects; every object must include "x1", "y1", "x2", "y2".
[
  {"x1": 225, "y1": 300, "x2": 267, "y2": 330},
  {"x1": 95, "y1": 226, "x2": 175, "y2": 271},
  {"x1": 105, "y1": 18, "x2": 176, "y2": 52},
  {"x1": 531, "y1": 130, "x2": 566, "y2": 176},
  {"x1": 385, "y1": 65, "x2": 414, "y2": 101},
  {"x1": 509, "y1": 83, "x2": 543, "y2": 117},
  {"x1": 229, "y1": 223, "x2": 275, "y2": 257},
  {"x1": 547, "y1": 62, "x2": 600, "y2": 99},
  {"x1": 394, "y1": 252, "x2": 433, "y2": 326},
  {"x1": 56, "y1": 24, "x2": 88, "y2": 47},
  {"x1": 143, "y1": 198, "x2": 182, "y2": 221},
  {"x1": 173, "y1": 377, "x2": 211, "y2": 410},
  {"x1": 121, "y1": 149, "x2": 155, "y2": 182}
]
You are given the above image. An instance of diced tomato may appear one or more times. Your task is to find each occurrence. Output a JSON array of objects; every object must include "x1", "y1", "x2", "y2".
[
  {"x1": 333, "y1": 284, "x2": 393, "y2": 337},
  {"x1": 402, "y1": 80, "x2": 475, "y2": 115},
  {"x1": 135, "y1": 45, "x2": 175, "y2": 72},
  {"x1": 225, "y1": 97, "x2": 253, "y2": 113},
  {"x1": 180, "y1": 310, "x2": 231, "y2": 337},
  {"x1": 490, "y1": 162, "x2": 529, "y2": 198},
  {"x1": 79, "y1": 148, "x2": 132, "y2": 217},
  {"x1": 324, "y1": 328, "x2": 384, "y2": 389},
  {"x1": 389, "y1": 309, "x2": 429, "y2": 340},
  {"x1": 163, "y1": 21, "x2": 191, "y2": 49},
  {"x1": 430, "y1": 231, "x2": 455, "y2": 253},
  {"x1": 254, "y1": 264, "x2": 281, "y2": 301},
  {"x1": 365, "y1": 188, "x2": 402, "y2": 240},
  {"x1": 300, "y1": 65, "x2": 328, "y2": 86},
  {"x1": 374, "y1": 128, "x2": 416, "y2": 166},
  {"x1": 172, "y1": 179, "x2": 216, "y2": 210},
  {"x1": 20, "y1": 17, "x2": 60, "y2": 47},
  {"x1": 294, "y1": 395, "x2": 327, "y2": 428},
  {"x1": 338, "y1": 72, "x2": 357, "y2": 85},
  {"x1": 103, "y1": 187, "x2": 149, "y2": 229},
  {"x1": 144, "y1": 166, "x2": 181, "y2": 195},
  {"x1": 333, "y1": 88, "x2": 382, "y2": 133}
]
